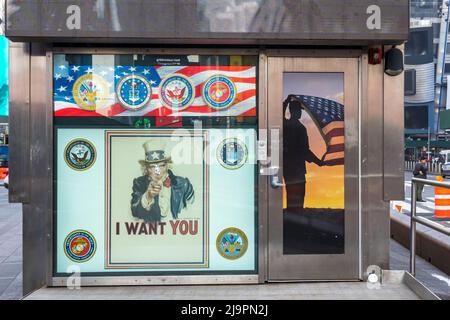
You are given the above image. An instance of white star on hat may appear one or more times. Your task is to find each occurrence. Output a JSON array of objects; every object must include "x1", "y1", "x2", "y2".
[{"x1": 151, "y1": 152, "x2": 160, "y2": 160}]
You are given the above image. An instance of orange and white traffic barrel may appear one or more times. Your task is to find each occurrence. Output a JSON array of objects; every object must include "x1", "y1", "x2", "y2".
[
  {"x1": 0, "y1": 168, "x2": 7, "y2": 180},
  {"x1": 434, "y1": 176, "x2": 450, "y2": 218}
]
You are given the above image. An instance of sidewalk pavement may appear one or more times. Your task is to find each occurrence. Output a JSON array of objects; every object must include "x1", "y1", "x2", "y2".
[{"x1": 0, "y1": 188, "x2": 22, "y2": 300}]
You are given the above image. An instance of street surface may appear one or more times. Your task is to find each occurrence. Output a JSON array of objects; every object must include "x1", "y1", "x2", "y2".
[
  {"x1": 0, "y1": 184, "x2": 22, "y2": 300},
  {"x1": 392, "y1": 171, "x2": 450, "y2": 228}
]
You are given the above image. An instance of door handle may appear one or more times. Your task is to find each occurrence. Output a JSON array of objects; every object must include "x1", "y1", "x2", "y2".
[{"x1": 270, "y1": 167, "x2": 285, "y2": 189}]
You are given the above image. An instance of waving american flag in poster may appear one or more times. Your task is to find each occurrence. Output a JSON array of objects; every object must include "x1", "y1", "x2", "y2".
[{"x1": 286, "y1": 94, "x2": 345, "y2": 166}]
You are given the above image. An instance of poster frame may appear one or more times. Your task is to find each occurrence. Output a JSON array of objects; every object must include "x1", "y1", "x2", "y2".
[{"x1": 104, "y1": 129, "x2": 210, "y2": 270}]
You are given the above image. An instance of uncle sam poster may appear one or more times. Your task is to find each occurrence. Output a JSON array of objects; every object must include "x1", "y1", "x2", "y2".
[{"x1": 105, "y1": 130, "x2": 209, "y2": 269}]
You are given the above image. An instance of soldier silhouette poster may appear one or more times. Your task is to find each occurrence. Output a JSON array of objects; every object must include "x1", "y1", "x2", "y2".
[
  {"x1": 282, "y1": 73, "x2": 345, "y2": 255},
  {"x1": 105, "y1": 130, "x2": 209, "y2": 269}
]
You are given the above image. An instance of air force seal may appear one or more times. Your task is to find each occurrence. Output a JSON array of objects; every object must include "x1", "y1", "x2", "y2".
[
  {"x1": 64, "y1": 139, "x2": 96, "y2": 171},
  {"x1": 72, "y1": 74, "x2": 110, "y2": 111},
  {"x1": 116, "y1": 74, "x2": 151, "y2": 111},
  {"x1": 64, "y1": 230, "x2": 97, "y2": 263},
  {"x1": 159, "y1": 74, "x2": 195, "y2": 110},
  {"x1": 216, "y1": 227, "x2": 248, "y2": 260},
  {"x1": 217, "y1": 138, "x2": 248, "y2": 170},
  {"x1": 203, "y1": 75, "x2": 236, "y2": 110}
]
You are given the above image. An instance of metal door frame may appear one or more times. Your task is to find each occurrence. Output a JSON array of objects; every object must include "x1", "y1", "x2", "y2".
[{"x1": 262, "y1": 50, "x2": 363, "y2": 281}]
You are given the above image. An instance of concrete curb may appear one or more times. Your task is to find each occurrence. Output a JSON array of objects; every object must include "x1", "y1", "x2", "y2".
[{"x1": 390, "y1": 213, "x2": 450, "y2": 275}]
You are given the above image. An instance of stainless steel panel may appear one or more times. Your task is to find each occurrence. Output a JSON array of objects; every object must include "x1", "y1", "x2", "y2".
[
  {"x1": 6, "y1": 0, "x2": 409, "y2": 43},
  {"x1": 267, "y1": 56, "x2": 360, "y2": 280},
  {"x1": 8, "y1": 41, "x2": 30, "y2": 203},
  {"x1": 383, "y1": 45, "x2": 405, "y2": 201},
  {"x1": 52, "y1": 275, "x2": 259, "y2": 287},
  {"x1": 22, "y1": 43, "x2": 53, "y2": 295},
  {"x1": 382, "y1": 270, "x2": 440, "y2": 300},
  {"x1": 35, "y1": 271, "x2": 436, "y2": 300},
  {"x1": 258, "y1": 52, "x2": 268, "y2": 283},
  {"x1": 52, "y1": 47, "x2": 260, "y2": 56},
  {"x1": 360, "y1": 54, "x2": 390, "y2": 275}
]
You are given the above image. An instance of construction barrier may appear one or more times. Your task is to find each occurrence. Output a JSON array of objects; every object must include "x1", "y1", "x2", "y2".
[
  {"x1": 0, "y1": 168, "x2": 8, "y2": 180},
  {"x1": 434, "y1": 176, "x2": 450, "y2": 218}
]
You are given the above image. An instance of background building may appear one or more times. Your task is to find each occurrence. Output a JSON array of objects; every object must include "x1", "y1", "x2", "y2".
[
  {"x1": 0, "y1": 2, "x2": 8, "y2": 154},
  {"x1": 406, "y1": 0, "x2": 450, "y2": 160}
]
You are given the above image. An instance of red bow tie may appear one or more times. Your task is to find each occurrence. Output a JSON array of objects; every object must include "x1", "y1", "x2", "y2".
[{"x1": 163, "y1": 177, "x2": 171, "y2": 188}]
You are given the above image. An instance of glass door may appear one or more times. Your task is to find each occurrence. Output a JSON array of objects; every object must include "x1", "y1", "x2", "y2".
[{"x1": 267, "y1": 57, "x2": 360, "y2": 280}]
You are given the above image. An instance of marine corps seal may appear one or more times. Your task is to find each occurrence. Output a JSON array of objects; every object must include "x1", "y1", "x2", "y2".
[
  {"x1": 64, "y1": 230, "x2": 97, "y2": 263},
  {"x1": 202, "y1": 75, "x2": 236, "y2": 110}
]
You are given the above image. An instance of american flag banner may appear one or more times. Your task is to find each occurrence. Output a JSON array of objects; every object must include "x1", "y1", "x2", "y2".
[
  {"x1": 293, "y1": 95, "x2": 345, "y2": 166},
  {"x1": 53, "y1": 65, "x2": 257, "y2": 117}
]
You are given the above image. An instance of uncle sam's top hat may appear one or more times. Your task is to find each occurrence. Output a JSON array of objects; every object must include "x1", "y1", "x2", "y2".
[{"x1": 139, "y1": 140, "x2": 172, "y2": 165}]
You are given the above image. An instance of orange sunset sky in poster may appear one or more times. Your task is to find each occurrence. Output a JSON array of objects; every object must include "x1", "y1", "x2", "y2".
[{"x1": 283, "y1": 73, "x2": 344, "y2": 210}]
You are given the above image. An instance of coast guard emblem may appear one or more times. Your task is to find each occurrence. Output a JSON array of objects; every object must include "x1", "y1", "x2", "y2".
[
  {"x1": 72, "y1": 74, "x2": 110, "y2": 111},
  {"x1": 64, "y1": 230, "x2": 97, "y2": 263},
  {"x1": 159, "y1": 74, "x2": 195, "y2": 110},
  {"x1": 203, "y1": 75, "x2": 236, "y2": 110},
  {"x1": 216, "y1": 227, "x2": 248, "y2": 260},
  {"x1": 64, "y1": 139, "x2": 96, "y2": 171},
  {"x1": 116, "y1": 74, "x2": 151, "y2": 111},
  {"x1": 217, "y1": 138, "x2": 248, "y2": 170}
]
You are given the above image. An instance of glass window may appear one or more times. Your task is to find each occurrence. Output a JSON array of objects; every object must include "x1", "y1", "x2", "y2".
[
  {"x1": 53, "y1": 53, "x2": 258, "y2": 275},
  {"x1": 405, "y1": 106, "x2": 429, "y2": 130},
  {"x1": 405, "y1": 69, "x2": 416, "y2": 96},
  {"x1": 405, "y1": 30, "x2": 430, "y2": 57}
]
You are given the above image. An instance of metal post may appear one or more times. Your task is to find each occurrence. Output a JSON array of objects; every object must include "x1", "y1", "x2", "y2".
[{"x1": 410, "y1": 180, "x2": 417, "y2": 276}]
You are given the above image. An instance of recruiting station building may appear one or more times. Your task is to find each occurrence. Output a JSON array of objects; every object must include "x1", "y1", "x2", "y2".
[{"x1": 5, "y1": 0, "x2": 408, "y2": 295}]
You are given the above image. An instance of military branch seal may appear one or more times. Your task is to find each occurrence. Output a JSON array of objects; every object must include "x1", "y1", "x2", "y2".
[
  {"x1": 64, "y1": 230, "x2": 97, "y2": 263},
  {"x1": 202, "y1": 75, "x2": 236, "y2": 110},
  {"x1": 116, "y1": 74, "x2": 152, "y2": 111},
  {"x1": 64, "y1": 139, "x2": 97, "y2": 171},
  {"x1": 216, "y1": 138, "x2": 248, "y2": 170},
  {"x1": 216, "y1": 227, "x2": 248, "y2": 260},
  {"x1": 72, "y1": 74, "x2": 110, "y2": 111},
  {"x1": 159, "y1": 74, "x2": 195, "y2": 110}
]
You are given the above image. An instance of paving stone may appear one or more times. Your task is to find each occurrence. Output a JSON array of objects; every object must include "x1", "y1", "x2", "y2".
[
  {"x1": 0, "y1": 276, "x2": 23, "y2": 300},
  {"x1": 4, "y1": 253, "x2": 22, "y2": 264},
  {"x1": 0, "y1": 263, "x2": 21, "y2": 279},
  {"x1": 0, "y1": 278, "x2": 14, "y2": 295}
]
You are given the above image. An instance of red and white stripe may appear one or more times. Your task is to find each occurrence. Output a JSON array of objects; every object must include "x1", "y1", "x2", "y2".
[{"x1": 322, "y1": 121, "x2": 344, "y2": 165}]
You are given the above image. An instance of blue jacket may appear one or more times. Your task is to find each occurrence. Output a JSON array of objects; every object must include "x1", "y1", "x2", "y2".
[{"x1": 131, "y1": 170, "x2": 194, "y2": 222}]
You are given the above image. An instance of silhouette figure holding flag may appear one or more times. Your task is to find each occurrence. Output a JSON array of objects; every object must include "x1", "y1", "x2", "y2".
[{"x1": 283, "y1": 95, "x2": 324, "y2": 213}]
